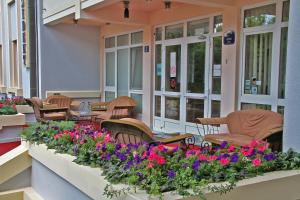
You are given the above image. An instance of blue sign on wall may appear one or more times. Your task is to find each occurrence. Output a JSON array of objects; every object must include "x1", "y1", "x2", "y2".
[{"x1": 224, "y1": 31, "x2": 235, "y2": 45}]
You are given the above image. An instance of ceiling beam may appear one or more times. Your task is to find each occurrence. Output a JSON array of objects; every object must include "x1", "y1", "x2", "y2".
[{"x1": 173, "y1": 0, "x2": 234, "y2": 8}]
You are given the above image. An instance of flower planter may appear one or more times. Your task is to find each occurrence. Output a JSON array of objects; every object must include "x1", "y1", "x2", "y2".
[
  {"x1": 26, "y1": 142, "x2": 300, "y2": 200},
  {"x1": 0, "y1": 114, "x2": 26, "y2": 155},
  {"x1": 16, "y1": 105, "x2": 36, "y2": 123}
]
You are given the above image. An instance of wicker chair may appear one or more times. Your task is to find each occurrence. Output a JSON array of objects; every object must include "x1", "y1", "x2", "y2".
[
  {"x1": 101, "y1": 118, "x2": 193, "y2": 146},
  {"x1": 92, "y1": 96, "x2": 137, "y2": 123},
  {"x1": 45, "y1": 95, "x2": 72, "y2": 108},
  {"x1": 196, "y1": 109, "x2": 283, "y2": 150},
  {"x1": 26, "y1": 97, "x2": 69, "y2": 122}
]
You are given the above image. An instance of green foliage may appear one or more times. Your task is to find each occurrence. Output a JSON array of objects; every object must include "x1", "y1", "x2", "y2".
[{"x1": 0, "y1": 104, "x2": 17, "y2": 115}]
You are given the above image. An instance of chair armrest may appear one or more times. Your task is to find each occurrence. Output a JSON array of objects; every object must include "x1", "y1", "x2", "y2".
[
  {"x1": 159, "y1": 133, "x2": 193, "y2": 144},
  {"x1": 255, "y1": 127, "x2": 283, "y2": 141},
  {"x1": 196, "y1": 117, "x2": 228, "y2": 125}
]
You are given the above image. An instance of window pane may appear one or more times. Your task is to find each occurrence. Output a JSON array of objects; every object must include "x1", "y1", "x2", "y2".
[
  {"x1": 0, "y1": 46, "x2": 2, "y2": 86},
  {"x1": 130, "y1": 47, "x2": 143, "y2": 90},
  {"x1": 211, "y1": 100, "x2": 221, "y2": 118},
  {"x1": 244, "y1": 4, "x2": 276, "y2": 28},
  {"x1": 105, "y1": 52, "x2": 115, "y2": 87},
  {"x1": 282, "y1": 1, "x2": 290, "y2": 22},
  {"x1": 131, "y1": 31, "x2": 143, "y2": 44},
  {"x1": 105, "y1": 37, "x2": 115, "y2": 48},
  {"x1": 165, "y1": 45, "x2": 181, "y2": 92},
  {"x1": 241, "y1": 103, "x2": 271, "y2": 110},
  {"x1": 117, "y1": 49, "x2": 129, "y2": 96},
  {"x1": 186, "y1": 98, "x2": 204, "y2": 122},
  {"x1": 187, "y1": 18, "x2": 209, "y2": 36},
  {"x1": 165, "y1": 23, "x2": 183, "y2": 40},
  {"x1": 277, "y1": 106, "x2": 284, "y2": 116},
  {"x1": 117, "y1": 34, "x2": 129, "y2": 46},
  {"x1": 187, "y1": 42, "x2": 205, "y2": 93},
  {"x1": 155, "y1": 96, "x2": 161, "y2": 117},
  {"x1": 214, "y1": 15, "x2": 223, "y2": 33},
  {"x1": 165, "y1": 97, "x2": 180, "y2": 120},
  {"x1": 155, "y1": 27, "x2": 162, "y2": 41},
  {"x1": 131, "y1": 93, "x2": 142, "y2": 114},
  {"x1": 155, "y1": 44, "x2": 162, "y2": 91},
  {"x1": 278, "y1": 27, "x2": 288, "y2": 99},
  {"x1": 212, "y1": 36, "x2": 222, "y2": 94},
  {"x1": 105, "y1": 91, "x2": 115, "y2": 102},
  {"x1": 244, "y1": 33, "x2": 273, "y2": 95}
]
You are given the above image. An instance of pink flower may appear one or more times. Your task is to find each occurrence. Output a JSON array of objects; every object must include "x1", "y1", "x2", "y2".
[
  {"x1": 227, "y1": 145, "x2": 235, "y2": 152},
  {"x1": 141, "y1": 150, "x2": 148, "y2": 160},
  {"x1": 156, "y1": 145, "x2": 165, "y2": 152},
  {"x1": 198, "y1": 154, "x2": 207, "y2": 161},
  {"x1": 0, "y1": 104, "x2": 3, "y2": 108},
  {"x1": 146, "y1": 162, "x2": 154, "y2": 169},
  {"x1": 252, "y1": 158, "x2": 262, "y2": 167},
  {"x1": 156, "y1": 156, "x2": 166, "y2": 165},
  {"x1": 104, "y1": 134, "x2": 111, "y2": 143},
  {"x1": 242, "y1": 148, "x2": 253, "y2": 157},
  {"x1": 220, "y1": 158, "x2": 230, "y2": 166},
  {"x1": 258, "y1": 145, "x2": 266, "y2": 152},
  {"x1": 250, "y1": 140, "x2": 258, "y2": 147},
  {"x1": 209, "y1": 155, "x2": 218, "y2": 161}
]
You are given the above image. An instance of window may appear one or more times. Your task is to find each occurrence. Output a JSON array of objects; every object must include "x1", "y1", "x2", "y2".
[
  {"x1": 241, "y1": 103, "x2": 271, "y2": 110},
  {"x1": 282, "y1": 1, "x2": 290, "y2": 22},
  {"x1": 11, "y1": 40, "x2": 18, "y2": 87},
  {"x1": 104, "y1": 31, "x2": 144, "y2": 115},
  {"x1": 155, "y1": 27, "x2": 162, "y2": 41},
  {"x1": 212, "y1": 36, "x2": 222, "y2": 94},
  {"x1": 0, "y1": 46, "x2": 2, "y2": 86},
  {"x1": 244, "y1": 4, "x2": 276, "y2": 28},
  {"x1": 187, "y1": 18, "x2": 209, "y2": 36},
  {"x1": 278, "y1": 27, "x2": 288, "y2": 99},
  {"x1": 155, "y1": 44, "x2": 162, "y2": 91},
  {"x1": 213, "y1": 15, "x2": 223, "y2": 33},
  {"x1": 165, "y1": 23, "x2": 183, "y2": 40}
]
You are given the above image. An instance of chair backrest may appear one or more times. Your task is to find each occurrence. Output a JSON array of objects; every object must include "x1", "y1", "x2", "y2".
[
  {"x1": 46, "y1": 95, "x2": 71, "y2": 108},
  {"x1": 101, "y1": 118, "x2": 154, "y2": 145},
  {"x1": 106, "y1": 96, "x2": 137, "y2": 119},
  {"x1": 226, "y1": 109, "x2": 283, "y2": 137},
  {"x1": 26, "y1": 97, "x2": 43, "y2": 121}
]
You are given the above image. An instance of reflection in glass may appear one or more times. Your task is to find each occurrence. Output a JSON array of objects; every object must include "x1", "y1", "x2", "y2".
[
  {"x1": 130, "y1": 47, "x2": 143, "y2": 90},
  {"x1": 187, "y1": 18, "x2": 209, "y2": 36},
  {"x1": 155, "y1": 96, "x2": 161, "y2": 117},
  {"x1": 105, "y1": 37, "x2": 115, "y2": 48},
  {"x1": 241, "y1": 103, "x2": 271, "y2": 110},
  {"x1": 282, "y1": 1, "x2": 290, "y2": 22},
  {"x1": 131, "y1": 31, "x2": 143, "y2": 45},
  {"x1": 131, "y1": 93, "x2": 143, "y2": 114},
  {"x1": 278, "y1": 27, "x2": 288, "y2": 99},
  {"x1": 117, "y1": 49, "x2": 129, "y2": 96},
  {"x1": 165, "y1": 45, "x2": 181, "y2": 92},
  {"x1": 212, "y1": 36, "x2": 222, "y2": 94},
  {"x1": 155, "y1": 44, "x2": 162, "y2": 91},
  {"x1": 105, "y1": 52, "x2": 115, "y2": 87},
  {"x1": 165, "y1": 97, "x2": 180, "y2": 120},
  {"x1": 165, "y1": 23, "x2": 183, "y2": 40},
  {"x1": 117, "y1": 34, "x2": 129, "y2": 46},
  {"x1": 155, "y1": 27, "x2": 162, "y2": 41},
  {"x1": 105, "y1": 91, "x2": 115, "y2": 102},
  {"x1": 277, "y1": 106, "x2": 284, "y2": 116},
  {"x1": 214, "y1": 15, "x2": 223, "y2": 33},
  {"x1": 244, "y1": 33, "x2": 273, "y2": 95},
  {"x1": 244, "y1": 4, "x2": 276, "y2": 28},
  {"x1": 186, "y1": 99, "x2": 204, "y2": 122},
  {"x1": 211, "y1": 100, "x2": 221, "y2": 118},
  {"x1": 187, "y1": 42, "x2": 205, "y2": 93}
]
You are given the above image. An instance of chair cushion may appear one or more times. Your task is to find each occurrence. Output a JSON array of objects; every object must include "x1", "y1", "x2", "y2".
[
  {"x1": 44, "y1": 112, "x2": 66, "y2": 121},
  {"x1": 204, "y1": 133, "x2": 254, "y2": 147}
]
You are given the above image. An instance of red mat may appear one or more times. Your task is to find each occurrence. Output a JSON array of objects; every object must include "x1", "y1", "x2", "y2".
[{"x1": 0, "y1": 141, "x2": 21, "y2": 156}]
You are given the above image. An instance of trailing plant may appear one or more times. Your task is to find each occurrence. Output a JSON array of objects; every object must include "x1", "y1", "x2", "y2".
[{"x1": 21, "y1": 122, "x2": 300, "y2": 199}]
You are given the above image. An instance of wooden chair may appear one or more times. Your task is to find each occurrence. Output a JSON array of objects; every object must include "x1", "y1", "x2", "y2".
[
  {"x1": 26, "y1": 97, "x2": 69, "y2": 122},
  {"x1": 196, "y1": 109, "x2": 283, "y2": 150},
  {"x1": 45, "y1": 94, "x2": 72, "y2": 108},
  {"x1": 101, "y1": 118, "x2": 193, "y2": 146},
  {"x1": 92, "y1": 96, "x2": 137, "y2": 123}
]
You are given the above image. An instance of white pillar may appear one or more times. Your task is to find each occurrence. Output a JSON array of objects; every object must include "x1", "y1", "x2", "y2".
[{"x1": 283, "y1": 0, "x2": 300, "y2": 151}]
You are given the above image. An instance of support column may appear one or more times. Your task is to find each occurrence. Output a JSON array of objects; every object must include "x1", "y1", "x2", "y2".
[{"x1": 283, "y1": 0, "x2": 300, "y2": 151}]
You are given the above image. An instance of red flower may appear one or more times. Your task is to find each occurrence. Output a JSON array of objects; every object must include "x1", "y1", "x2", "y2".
[
  {"x1": 198, "y1": 154, "x2": 207, "y2": 161},
  {"x1": 209, "y1": 155, "x2": 218, "y2": 161},
  {"x1": 258, "y1": 145, "x2": 266, "y2": 152},
  {"x1": 156, "y1": 144, "x2": 165, "y2": 152},
  {"x1": 242, "y1": 148, "x2": 253, "y2": 157},
  {"x1": 156, "y1": 156, "x2": 166, "y2": 165},
  {"x1": 250, "y1": 140, "x2": 258, "y2": 148},
  {"x1": 146, "y1": 162, "x2": 154, "y2": 170},
  {"x1": 227, "y1": 144, "x2": 235, "y2": 152},
  {"x1": 220, "y1": 157, "x2": 230, "y2": 166},
  {"x1": 0, "y1": 104, "x2": 3, "y2": 108},
  {"x1": 252, "y1": 158, "x2": 262, "y2": 167}
]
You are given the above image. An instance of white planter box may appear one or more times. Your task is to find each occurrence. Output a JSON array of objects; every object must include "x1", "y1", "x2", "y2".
[
  {"x1": 16, "y1": 105, "x2": 34, "y2": 114},
  {"x1": 26, "y1": 142, "x2": 300, "y2": 200}
]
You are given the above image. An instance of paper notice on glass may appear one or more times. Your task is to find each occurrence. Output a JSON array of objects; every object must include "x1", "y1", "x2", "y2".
[
  {"x1": 213, "y1": 64, "x2": 221, "y2": 77},
  {"x1": 170, "y1": 52, "x2": 177, "y2": 78}
]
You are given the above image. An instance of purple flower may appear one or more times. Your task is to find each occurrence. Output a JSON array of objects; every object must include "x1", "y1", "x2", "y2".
[
  {"x1": 116, "y1": 143, "x2": 122, "y2": 150},
  {"x1": 222, "y1": 153, "x2": 230, "y2": 158},
  {"x1": 105, "y1": 154, "x2": 111, "y2": 161},
  {"x1": 167, "y1": 170, "x2": 176, "y2": 180},
  {"x1": 136, "y1": 172, "x2": 144, "y2": 181},
  {"x1": 230, "y1": 153, "x2": 239, "y2": 163},
  {"x1": 134, "y1": 155, "x2": 141, "y2": 164},
  {"x1": 101, "y1": 145, "x2": 107, "y2": 152},
  {"x1": 264, "y1": 153, "x2": 276, "y2": 161},
  {"x1": 220, "y1": 141, "x2": 228, "y2": 149},
  {"x1": 116, "y1": 152, "x2": 127, "y2": 162},
  {"x1": 73, "y1": 144, "x2": 79, "y2": 155},
  {"x1": 124, "y1": 160, "x2": 134, "y2": 170},
  {"x1": 192, "y1": 160, "x2": 200, "y2": 172}
]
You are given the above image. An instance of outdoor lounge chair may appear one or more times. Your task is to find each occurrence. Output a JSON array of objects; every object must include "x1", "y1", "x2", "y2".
[
  {"x1": 26, "y1": 97, "x2": 70, "y2": 122},
  {"x1": 92, "y1": 96, "x2": 137, "y2": 123},
  {"x1": 196, "y1": 109, "x2": 283, "y2": 150},
  {"x1": 101, "y1": 118, "x2": 193, "y2": 146}
]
